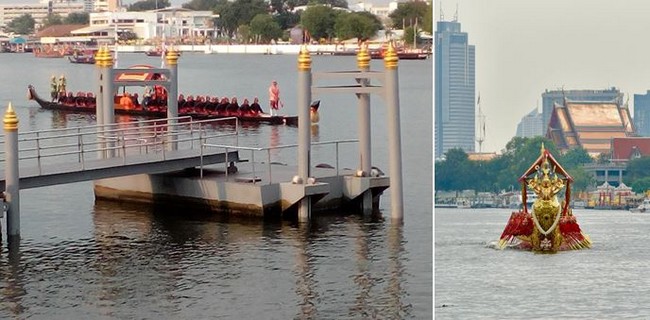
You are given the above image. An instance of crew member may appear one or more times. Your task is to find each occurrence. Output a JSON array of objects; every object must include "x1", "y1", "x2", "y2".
[{"x1": 268, "y1": 80, "x2": 280, "y2": 116}]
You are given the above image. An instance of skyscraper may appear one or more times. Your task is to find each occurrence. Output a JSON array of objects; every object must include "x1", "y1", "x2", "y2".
[
  {"x1": 634, "y1": 91, "x2": 650, "y2": 137},
  {"x1": 516, "y1": 108, "x2": 543, "y2": 138},
  {"x1": 435, "y1": 19, "x2": 475, "y2": 159}
]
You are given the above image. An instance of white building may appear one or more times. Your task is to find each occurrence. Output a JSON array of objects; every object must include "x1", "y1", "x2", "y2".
[
  {"x1": 0, "y1": 1, "x2": 85, "y2": 29},
  {"x1": 71, "y1": 8, "x2": 218, "y2": 42}
]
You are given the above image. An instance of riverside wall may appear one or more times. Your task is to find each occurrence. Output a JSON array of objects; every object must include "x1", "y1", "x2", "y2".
[{"x1": 114, "y1": 43, "x2": 384, "y2": 55}]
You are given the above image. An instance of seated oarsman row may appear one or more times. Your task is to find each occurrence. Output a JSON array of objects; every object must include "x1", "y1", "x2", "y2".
[
  {"x1": 178, "y1": 95, "x2": 266, "y2": 116},
  {"x1": 58, "y1": 91, "x2": 96, "y2": 107}
]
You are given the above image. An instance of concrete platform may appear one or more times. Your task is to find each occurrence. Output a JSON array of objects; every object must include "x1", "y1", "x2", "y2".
[{"x1": 93, "y1": 161, "x2": 390, "y2": 218}]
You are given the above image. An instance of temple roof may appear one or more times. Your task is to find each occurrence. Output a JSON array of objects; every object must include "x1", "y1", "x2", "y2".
[{"x1": 546, "y1": 100, "x2": 635, "y2": 157}]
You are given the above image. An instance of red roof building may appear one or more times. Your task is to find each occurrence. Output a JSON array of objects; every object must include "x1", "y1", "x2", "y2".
[{"x1": 610, "y1": 137, "x2": 650, "y2": 163}]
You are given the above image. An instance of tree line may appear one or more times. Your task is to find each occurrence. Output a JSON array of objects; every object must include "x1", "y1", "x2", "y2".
[
  {"x1": 435, "y1": 136, "x2": 650, "y2": 195},
  {"x1": 3, "y1": 0, "x2": 432, "y2": 46}
]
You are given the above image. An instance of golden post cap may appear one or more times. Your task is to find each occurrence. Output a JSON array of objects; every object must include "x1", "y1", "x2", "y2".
[
  {"x1": 357, "y1": 42, "x2": 370, "y2": 69},
  {"x1": 4, "y1": 102, "x2": 19, "y2": 131},
  {"x1": 383, "y1": 41, "x2": 399, "y2": 70},
  {"x1": 165, "y1": 47, "x2": 180, "y2": 65},
  {"x1": 298, "y1": 45, "x2": 312, "y2": 71},
  {"x1": 95, "y1": 46, "x2": 113, "y2": 67}
]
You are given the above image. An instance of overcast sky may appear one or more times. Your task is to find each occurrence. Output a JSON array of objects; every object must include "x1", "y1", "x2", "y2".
[{"x1": 437, "y1": 0, "x2": 650, "y2": 154}]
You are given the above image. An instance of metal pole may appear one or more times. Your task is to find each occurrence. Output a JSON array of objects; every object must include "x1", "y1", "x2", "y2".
[
  {"x1": 357, "y1": 43, "x2": 373, "y2": 214},
  {"x1": 95, "y1": 46, "x2": 107, "y2": 159},
  {"x1": 4, "y1": 103, "x2": 20, "y2": 238},
  {"x1": 166, "y1": 48, "x2": 180, "y2": 151},
  {"x1": 384, "y1": 43, "x2": 404, "y2": 222},
  {"x1": 357, "y1": 43, "x2": 372, "y2": 175},
  {"x1": 102, "y1": 46, "x2": 115, "y2": 158},
  {"x1": 297, "y1": 45, "x2": 312, "y2": 221}
]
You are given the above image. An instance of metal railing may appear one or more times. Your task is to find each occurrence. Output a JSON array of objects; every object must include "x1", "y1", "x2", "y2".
[
  {"x1": 0, "y1": 116, "x2": 240, "y2": 174},
  {"x1": 201, "y1": 139, "x2": 358, "y2": 184}
]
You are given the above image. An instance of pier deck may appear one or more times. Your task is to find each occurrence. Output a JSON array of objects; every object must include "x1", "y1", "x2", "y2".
[{"x1": 94, "y1": 161, "x2": 390, "y2": 217}]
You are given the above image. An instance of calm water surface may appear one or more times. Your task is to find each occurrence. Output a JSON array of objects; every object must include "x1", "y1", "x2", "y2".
[
  {"x1": 0, "y1": 53, "x2": 432, "y2": 319},
  {"x1": 436, "y1": 208, "x2": 650, "y2": 319}
]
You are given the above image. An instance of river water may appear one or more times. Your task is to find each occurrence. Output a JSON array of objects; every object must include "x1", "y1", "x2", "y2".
[
  {"x1": 436, "y1": 207, "x2": 650, "y2": 319},
  {"x1": 0, "y1": 52, "x2": 432, "y2": 319}
]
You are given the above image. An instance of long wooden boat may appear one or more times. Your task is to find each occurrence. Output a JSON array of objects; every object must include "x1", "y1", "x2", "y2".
[
  {"x1": 27, "y1": 85, "x2": 299, "y2": 126},
  {"x1": 145, "y1": 49, "x2": 181, "y2": 57},
  {"x1": 68, "y1": 55, "x2": 96, "y2": 64},
  {"x1": 33, "y1": 46, "x2": 65, "y2": 58}
]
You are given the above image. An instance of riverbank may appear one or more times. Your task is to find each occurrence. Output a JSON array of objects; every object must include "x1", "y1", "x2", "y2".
[{"x1": 114, "y1": 43, "x2": 432, "y2": 56}]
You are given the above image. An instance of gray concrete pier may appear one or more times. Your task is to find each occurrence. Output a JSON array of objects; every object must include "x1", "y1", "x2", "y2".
[{"x1": 93, "y1": 162, "x2": 389, "y2": 217}]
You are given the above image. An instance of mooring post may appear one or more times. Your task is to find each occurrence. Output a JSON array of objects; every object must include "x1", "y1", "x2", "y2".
[
  {"x1": 297, "y1": 45, "x2": 313, "y2": 221},
  {"x1": 383, "y1": 43, "x2": 404, "y2": 222},
  {"x1": 95, "y1": 46, "x2": 114, "y2": 158},
  {"x1": 356, "y1": 43, "x2": 373, "y2": 214},
  {"x1": 4, "y1": 103, "x2": 20, "y2": 238},
  {"x1": 166, "y1": 48, "x2": 180, "y2": 151}
]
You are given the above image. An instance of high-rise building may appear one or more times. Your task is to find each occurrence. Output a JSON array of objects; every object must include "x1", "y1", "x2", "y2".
[
  {"x1": 541, "y1": 88, "x2": 623, "y2": 134},
  {"x1": 634, "y1": 91, "x2": 650, "y2": 137},
  {"x1": 516, "y1": 108, "x2": 543, "y2": 138},
  {"x1": 435, "y1": 19, "x2": 475, "y2": 159}
]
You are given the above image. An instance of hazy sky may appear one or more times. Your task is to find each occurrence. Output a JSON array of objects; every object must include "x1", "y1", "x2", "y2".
[{"x1": 437, "y1": 0, "x2": 650, "y2": 154}]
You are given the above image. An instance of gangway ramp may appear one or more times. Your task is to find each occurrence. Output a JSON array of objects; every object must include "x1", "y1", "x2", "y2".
[{"x1": 0, "y1": 116, "x2": 241, "y2": 190}]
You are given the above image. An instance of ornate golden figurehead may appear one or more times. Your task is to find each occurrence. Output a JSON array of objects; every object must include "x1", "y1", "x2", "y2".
[{"x1": 498, "y1": 144, "x2": 591, "y2": 253}]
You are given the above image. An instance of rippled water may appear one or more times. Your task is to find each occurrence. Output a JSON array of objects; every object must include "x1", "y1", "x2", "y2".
[
  {"x1": 0, "y1": 53, "x2": 432, "y2": 318},
  {"x1": 435, "y1": 208, "x2": 650, "y2": 319}
]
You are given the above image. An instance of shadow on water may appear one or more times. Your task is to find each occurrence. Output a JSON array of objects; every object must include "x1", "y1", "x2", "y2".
[
  {"x1": 0, "y1": 200, "x2": 411, "y2": 319},
  {"x1": 88, "y1": 200, "x2": 412, "y2": 318}
]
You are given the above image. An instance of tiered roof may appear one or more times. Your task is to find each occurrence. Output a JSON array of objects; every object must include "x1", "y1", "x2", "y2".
[{"x1": 546, "y1": 99, "x2": 635, "y2": 157}]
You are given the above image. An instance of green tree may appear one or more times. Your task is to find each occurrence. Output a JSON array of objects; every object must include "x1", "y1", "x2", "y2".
[
  {"x1": 435, "y1": 148, "x2": 476, "y2": 191},
  {"x1": 41, "y1": 14, "x2": 64, "y2": 29},
  {"x1": 568, "y1": 166, "x2": 595, "y2": 193},
  {"x1": 334, "y1": 11, "x2": 381, "y2": 42},
  {"x1": 128, "y1": 0, "x2": 171, "y2": 11},
  {"x1": 289, "y1": 0, "x2": 348, "y2": 9},
  {"x1": 250, "y1": 14, "x2": 283, "y2": 43},
  {"x1": 403, "y1": 26, "x2": 418, "y2": 46},
  {"x1": 237, "y1": 24, "x2": 252, "y2": 43},
  {"x1": 625, "y1": 156, "x2": 650, "y2": 183},
  {"x1": 630, "y1": 177, "x2": 650, "y2": 194},
  {"x1": 64, "y1": 12, "x2": 89, "y2": 25},
  {"x1": 274, "y1": 12, "x2": 301, "y2": 30},
  {"x1": 493, "y1": 136, "x2": 559, "y2": 191},
  {"x1": 300, "y1": 5, "x2": 339, "y2": 41},
  {"x1": 183, "y1": 0, "x2": 221, "y2": 10},
  {"x1": 216, "y1": 0, "x2": 268, "y2": 38},
  {"x1": 594, "y1": 152, "x2": 611, "y2": 164},
  {"x1": 388, "y1": 1, "x2": 429, "y2": 29},
  {"x1": 422, "y1": 3, "x2": 432, "y2": 34},
  {"x1": 558, "y1": 147, "x2": 592, "y2": 168},
  {"x1": 6, "y1": 14, "x2": 35, "y2": 35}
]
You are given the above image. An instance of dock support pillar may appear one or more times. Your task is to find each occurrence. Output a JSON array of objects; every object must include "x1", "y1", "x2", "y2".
[
  {"x1": 357, "y1": 44, "x2": 373, "y2": 214},
  {"x1": 383, "y1": 43, "x2": 404, "y2": 222},
  {"x1": 4, "y1": 103, "x2": 20, "y2": 238},
  {"x1": 297, "y1": 45, "x2": 313, "y2": 222},
  {"x1": 165, "y1": 48, "x2": 180, "y2": 151},
  {"x1": 96, "y1": 46, "x2": 114, "y2": 158}
]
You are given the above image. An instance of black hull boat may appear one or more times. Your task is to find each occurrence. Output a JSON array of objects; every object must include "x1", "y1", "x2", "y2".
[
  {"x1": 68, "y1": 55, "x2": 96, "y2": 64},
  {"x1": 27, "y1": 85, "x2": 299, "y2": 126}
]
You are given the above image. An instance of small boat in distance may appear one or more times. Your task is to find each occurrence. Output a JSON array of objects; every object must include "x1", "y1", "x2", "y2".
[
  {"x1": 68, "y1": 49, "x2": 97, "y2": 64},
  {"x1": 630, "y1": 199, "x2": 650, "y2": 213},
  {"x1": 145, "y1": 47, "x2": 182, "y2": 57}
]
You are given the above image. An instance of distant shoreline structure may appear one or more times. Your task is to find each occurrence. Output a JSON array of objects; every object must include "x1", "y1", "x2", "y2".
[{"x1": 114, "y1": 43, "x2": 387, "y2": 55}]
